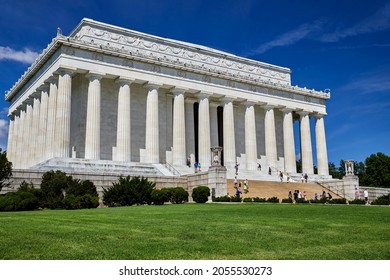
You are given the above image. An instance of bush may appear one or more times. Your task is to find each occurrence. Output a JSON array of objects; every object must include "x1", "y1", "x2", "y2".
[
  {"x1": 243, "y1": 197, "x2": 253, "y2": 203},
  {"x1": 0, "y1": 191, "x2": 39, "y2": 212},
  {"x1": 40, "y1": 170, "x2": 99, "y2": 210},
  {"x1": 212, "y1": 196, "x2": 231, "y2": 202},
  {"x1": 371, "y1": 194, "x2": 390, "y2": 205},
  {"x1": 151, "y1": 188, "x2": 170, "y2": 205},
  {"x1": 230, "y1": 196, "x2": 242, "y2": 202},
  {"x1": 349, "y1": 199, "x2": 366, "y2": 205},
  {"x1": 329, "y1": 198, "x2": 347, "y2": 204},
  {"x1": 103, "y1": 176, "x2": 155, "y2": 207},
  {"x1": 296, "y1": 198, "x2": 309, "y2": 204},
  {"x1": 282, "y1": 198, "x2": 293, "y2": 203},
  {"x1": 310, "y1": 197, "x2": 328, "y2": 204},
  {"x1": 253, "y1": 197, "x2": 267, "y2": 203},
  {"x1": 0, "y1": 148, "x2": 12, "y2": 193},
  {"x1": 192, "y1": 186, "x2": 210, "y2": 203},
  {"x1": 169, "y1": 187, "x2": 189, "y2": 204},
  {"x1": 267, "y1": 197, "x2": 279, "y2": 203}
]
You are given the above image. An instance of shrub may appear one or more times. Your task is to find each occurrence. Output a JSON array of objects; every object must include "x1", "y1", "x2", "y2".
[
  {"x1": 253, "y1": 197, "x2": 267, "y2": 203},
  {"x1": 329, "y1": 198, "x2": 347, "y2": 204},
  {"x1": 0, "y1": 148, "x2": 12, "y2": 193},
  {"x1": 103, "y1": 176, "x2": 155, "y2": 207},
  {"x1": 243, "y1": 197, "x2": 253, "y2": 203},
  {"x1": 192, "y1": 186, "x2": 210, "y2": 203},
  {"x1": 282, "y1": 198, "x2": 293, "y2": 203},
  {"x1": 349, "y1": 199, "x2": 366, "y2": 205},
  {"x1": 63, "y1": 194, "x2": 99, "y2": 210},
  {"x1": 296, "y1": 198, "x2": 309, "y2": 204},
  {"x1": 212, "y1": 196, "x2": 231, "y2": 202},
  {"x1": 230, "y1": 196, "x2": 242, "y2": 202},
  {"x1": 371, "y1": 194, "x2": 390, "y2": 205},
  {"x1": 169, "y1": 187, "x2": 189, "y2": 204},
  {"x1": 267, "y1": 197, "x2": 279, "y2": 203},
  {"x1": 310, "y1": 197, "x2": 328, "y2": 204},
  {"x1": 151, "y1": 188, "x2": 170, "y2": 205},
  {"x1": 0, "y1": 191, "x2": 39, "y2": 212}
]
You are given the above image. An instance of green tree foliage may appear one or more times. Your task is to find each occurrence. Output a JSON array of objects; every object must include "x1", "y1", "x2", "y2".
[
  {"x1": 359, "y1": 152, "x2": 390, "y2": 188},
  {"x1": 40, "y1": 170, "x2": 99, "y2": 209},
  {"x1": 151, "y1": 187, "x2": 189, "y2": 205},
  {"x1": 0, "y1": 181, "x2": 42, "y2": 211},
  {"x1": 102, "y1": 176, "x2": 155, "y2": 207},
  {"x1": 0, "y1": 149, "x2": 12, "y2": 192},
  {"x1": 192, "y1": 186, "x2": 210, "y2": 203}
]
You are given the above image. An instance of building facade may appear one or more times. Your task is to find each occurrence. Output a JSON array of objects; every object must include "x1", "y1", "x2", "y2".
[{"x1": 5, "y1": 19, "x2": 330, "y2": 178}]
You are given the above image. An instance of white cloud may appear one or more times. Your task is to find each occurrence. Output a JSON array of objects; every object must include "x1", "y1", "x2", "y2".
[
  {"x1": 248, "y1": 19, "x2": 326, "y2": 55},
  {"x1": 0, "y1": 46, "x2": 39, "y2": 64},
  {"x1": 0, "y1": 119, "x2": 9, "y2": 151},
  {"x1": 321, "y1": 3, "x2": 390, "y2": 42}
]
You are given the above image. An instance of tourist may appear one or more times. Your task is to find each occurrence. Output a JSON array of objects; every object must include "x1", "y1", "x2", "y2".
[
  {"x1": 288, "y1": 191, "x2": 292, "y2": 200},
  {"x1": 234, "y1": 176, "x2": 238, "y2": 188},
  {"x1": 297, "y1": 190, "x2": 302, "y2": 199},
  {"x1": 198, "y1": 162, "x2": 201, "y2": 172},
  {"x1": 234, "y1": 162, "x2": 240, "y2": 175},
  {"x1": 268, "y1": 167, "x2": 272, "y2": 175},
  {"x1": 355, "y1": 187, "x2": 360, "y2": 200},
  {"x1": 293, "y1": 190, "x2": 298, "y2": 201},
  {"x1": 194, "y1": 162, "x2": 198, "y2": 173},
  {"x1": 364, "y1": 189, "x2": 369, "y2": 205},
  {"x1": 257, "y1": 163, "x2": 261, "y2": 171},
  {"x1": 287, "y1": 174, "x2": 291, "y2": 183},
  {"x1": 236, "y1": 184, "x2": 242, "y2": 198},
  {"x1": 321, "y1": 190, "x2": 326, "y2": 199},
  {"x1": 328, "y1": 193, "x2": 333, "y2": 201},
  {"x1": 300, "y1": 174, "x2": 304, "y2": 183},
  {"x1": 304, "y1": 173, "x2": 308, "y2": 183},
  {"x1": 244, "y1": 179, "x2": 249, "y2": 193},
  {"x1": 303, "y1": 191, "x2": 307, "y2": 201},
  {"x1": 314, "y1": 193, "x2": 318, "y2": 200},
  {"x1": 279, "y1": 171, "x2": 283, "y2": 182}
]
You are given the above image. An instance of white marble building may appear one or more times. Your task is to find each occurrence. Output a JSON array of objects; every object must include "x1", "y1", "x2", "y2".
[{"x1": 5, "y1": 18, "x2": 330, "y2": 178}]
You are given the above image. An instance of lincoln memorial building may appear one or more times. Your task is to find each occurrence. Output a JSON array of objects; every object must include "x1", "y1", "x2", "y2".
[{"x1": 5, "y1": 18, "x2": 330, "y2": 181}]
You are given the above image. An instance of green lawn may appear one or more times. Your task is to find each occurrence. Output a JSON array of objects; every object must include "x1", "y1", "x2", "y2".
[{"x1": 0, "y1": 203, "x2": 389, "y2": 260}]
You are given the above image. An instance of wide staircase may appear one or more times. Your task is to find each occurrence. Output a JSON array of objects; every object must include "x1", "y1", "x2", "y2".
[{"x1": 227, "y1": 179, "x2": 341, "y2": 201}]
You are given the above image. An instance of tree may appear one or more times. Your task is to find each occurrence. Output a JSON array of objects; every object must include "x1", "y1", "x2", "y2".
[
  {"x1": 0, "y1": 149, "x2": 12, "y2": 192},
  {"x1": 360, "y1": 152, "x2": 390, "y2": 188}
]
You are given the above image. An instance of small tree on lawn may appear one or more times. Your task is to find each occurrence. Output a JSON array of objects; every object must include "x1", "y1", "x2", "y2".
[{"x1": 0, "y1": 149, "x2": 12, "y2": 193}]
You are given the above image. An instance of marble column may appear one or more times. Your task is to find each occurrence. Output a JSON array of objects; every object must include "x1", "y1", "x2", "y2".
[
  {"x1": 6, "y1": 115, "x2": 15, "y2": 165},
  {"x1": 172, "y1": 88, "x2": 186, "y2": 166},
  {"x1": 245, "y1": 101, "x2": 257, "y2": 170},
  {"x1": 264, "y1": 105, "x2": 278, "y2": 172},
  {"x1": 55, "y1": 68, "x2": 73, "y2": 158},
  {"x1": 198, "y1": 93, "x2": 211, "y2": 169},
  {"x1": 31, "y1": 94, "x2": 41, "y2": 165},
  {"x1": 85, "y1": 73, "x2": 103, "y2": 160},
  {"x1": 209, "y1": 102, "x2": 219, "y2": 147},
  {"x1": 37, "y1": 86, "x2": 49, "y2": 163},
  {"x1": 46, "y1": 77, "x2": 58, "y2": 159},
  {"x1": 281, "y1": 108, "x2": 297, "y2": 173},
  {"x1": 15, "y1": 109, "x2": 25, "y2": 169},
  {"x1": 145, "y1": 83, "x2": 160, "y2": 163},
  {"x1": 223, "y1": 97, "x2": 236, "y2": 168},
  {"x1": 299, "y1": 111, "x2": 314, "y2": 175},
  {"x1": 24, "y1": 101, "x2": 33, "y2": 168},
  {"x1": 115, "y1": 78, "x2": 133, "y2": 162},
  {"x1": 315, "y1": 114, "x2": 329, "y2": 176}
]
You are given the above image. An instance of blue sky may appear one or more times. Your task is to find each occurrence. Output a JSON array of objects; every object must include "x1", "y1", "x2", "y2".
[{"x1": 0, "y1": 0, "x2": 389, "y2": 166}]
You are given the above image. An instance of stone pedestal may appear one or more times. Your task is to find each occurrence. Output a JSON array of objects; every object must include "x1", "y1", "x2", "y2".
[{"x1": 208, "y1": 165, "x2": 227, "y2": 198}]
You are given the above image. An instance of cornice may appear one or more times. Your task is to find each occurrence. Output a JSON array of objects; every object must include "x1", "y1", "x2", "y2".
[{"x1": 5, "y1": 19, "x2": 331, "y2": 103}]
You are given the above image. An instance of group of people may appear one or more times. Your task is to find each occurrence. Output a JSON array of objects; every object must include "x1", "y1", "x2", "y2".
[
  {"x1": 300, "y1": 173, "x2": 309, "y2": 183},
  {"x1": 234, "y1": 176, "x2": 249, "y2": 198},
  {"x1": 193, "y1": 162, "x2": 202, "y2": 173},
  {"x1": 289, "y1": 190, "x2": 307, "y2": 201}
]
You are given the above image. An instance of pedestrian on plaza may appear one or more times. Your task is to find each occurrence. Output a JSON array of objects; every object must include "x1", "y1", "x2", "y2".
[
  {"x1": 268, "y1": 167, "x2": 272, "y2": 175},
  {"x1": 234, "y1": 175, "x2": 238, "y2": 188},
  {"x1": 279, "y1": 171, "x2": 283, "y2": 182},
  {"x1": 364, "y1": 189, "x2": 369, "y2": 205},
  {"x1": 235, "y1": 162, "x2": 240, "y2": 175},
  {"x1": 257, "y1": 163, "x2": 261, "y2": 171},
  {"x1": 355, "y1": 187, "x2": 360, "y2": 200},
  {"x1": 194, "y1": 162, "x2": 198, "y2": 173},
  {"x1": 304, "y1": 173, "x2": 308, "y2": 183}
]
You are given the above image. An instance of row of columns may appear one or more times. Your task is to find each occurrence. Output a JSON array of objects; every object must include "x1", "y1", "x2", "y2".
[{"x1": 7, "y1": 70, "x2": 329, "y2": 176}]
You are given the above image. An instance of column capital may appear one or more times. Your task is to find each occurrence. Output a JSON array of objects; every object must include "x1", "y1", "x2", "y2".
[
  {"x1": 185, "y1": 97, "x2": 198, "y2": 104},
  {"x1": 47, "y1": 75, "x2": 58, "y2": 84},
  {"x1": 38, "y1": 84, "x2": 50, "y2": 93},
  {"x1": 262, "y1": 104, "x2": 276, "y2": 111},
  {"x1": 243, "y1": 100, "x2": 257, "y2": 107},
  {"x1": 56, "y1": 66, "x2": 77, "y2": 76},
  {"x1": 145, "y1": 82, "x2": 162, "y2": 91},
  {"x1": 313, "y1": 112, "x2": 327, "y2": 119},
  {"x1": 280, "y1": 107, "x2": 295, "y2": 114},
  {"x1": 222, "y1": 96, "x2": 236, "y2": 103},
  {"x1": 116, "y1": 77, "x2": 135, "y2": 86},
  {"x1": 171, "y1": 87, "x2": 187, "y2": 96},
  {"x1": 198, "y1": 91, "x2": 212, "y2": 100},
  {"x1": 297, "y1": 110, "x2": 311, "y2": 117},
  {"x1": 86, "y1": 71, "x2": 104, "y2": 81}
]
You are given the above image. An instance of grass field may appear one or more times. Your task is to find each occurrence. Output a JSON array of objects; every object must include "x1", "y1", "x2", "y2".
[{"x1": 0, "y1": 203, "x2": 389, "y2": 260}]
